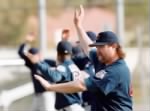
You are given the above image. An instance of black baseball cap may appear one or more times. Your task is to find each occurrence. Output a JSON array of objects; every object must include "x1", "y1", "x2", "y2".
[
  {"x1": 86, "y1": 31, "x2": 96, "y2": 41},
  {"x1": 72, "y1": 46, "x2": 82, "y2": 55},
  {"x1": 28, "y1": 48, "x2": 39, "y2": 55},
  {"x1": 57, "y1": 41, "x2": 72, "y2": 54},
  {"x1": 89, "y1": 31, "x2": 119, "y2": 47}
]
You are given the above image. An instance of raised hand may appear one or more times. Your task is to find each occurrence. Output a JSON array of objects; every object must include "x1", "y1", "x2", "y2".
[
  {"x1": 25, "y1": 32, "x2": 35, "y2": 43},
  {"x1": 74, "y1": 5, "x2": 84, "y2": 27}
]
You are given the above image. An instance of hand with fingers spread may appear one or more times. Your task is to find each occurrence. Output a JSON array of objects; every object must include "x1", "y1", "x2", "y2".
[
  {"x1": 74, "y1": 5, "x2": 84, "y2": 27},
  {"x1": 25, "y1": 32, "x2": 36, "y2": 43},
  {"x1": 34, "y1": 75, "x2": 51, "y2": 90}
]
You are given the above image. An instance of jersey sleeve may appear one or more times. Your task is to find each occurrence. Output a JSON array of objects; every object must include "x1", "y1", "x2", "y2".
[
  {"x1": 85, "y1": 68, "x2": 120, "y2": 95},
  {"x1": 18, "y1": 43, "x2": 33, "y2": 68},
  {"x1": 84, "y1": 77, "x2": 99, "y2": 92},
  {"x1": 44, "y1": 59, "x2": 56, "y2": 67},
  {"x1": 18, "y1": 43, "x2": 28, "y2": 59},
  {"x1": 35, "y1": 62, "x2": 66, "y2": 83}
]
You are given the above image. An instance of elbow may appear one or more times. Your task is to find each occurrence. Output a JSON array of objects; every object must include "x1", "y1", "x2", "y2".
[{"x1": 76, "y1": 80, "x2": 87, "y2": 91}]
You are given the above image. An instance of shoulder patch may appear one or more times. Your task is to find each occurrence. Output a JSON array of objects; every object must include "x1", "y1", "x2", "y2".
[
  {"x1": 95, "y1": 70, "x2": 107, "y2": 79},
  {"x1": 56, "y1": 65, "x2": 66, "y2": 72},
  {"x1": 68, "y1": 64, "x2": 80, "y2": 73},
  {"x1": 68, "y1": 64, "x2": 81, "y2": 80}
]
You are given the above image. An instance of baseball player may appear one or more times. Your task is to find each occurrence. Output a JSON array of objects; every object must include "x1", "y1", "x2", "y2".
[
  {"x1": 18, "y1": 33, "x2": 56, "y2": 111},
  {"x1": 27, "y1": 41, "x2": 85, "y2": 111}
]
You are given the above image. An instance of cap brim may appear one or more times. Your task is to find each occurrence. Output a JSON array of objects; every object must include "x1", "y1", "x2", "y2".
[{"x1": 89, "y1": 42, "x2": 107, "y2": 47}]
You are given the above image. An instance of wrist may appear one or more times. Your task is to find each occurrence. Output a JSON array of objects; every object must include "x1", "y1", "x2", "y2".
[
  {"x1": 75, "y1": 23, "x2": 83, "y2": 29},
  {"x1": 46, "y1": 85, "x2": 51, "y2": 91}
]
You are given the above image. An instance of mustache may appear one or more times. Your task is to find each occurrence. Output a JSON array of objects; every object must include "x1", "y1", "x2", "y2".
[{"x1": 97, "y1": 52, "x2": 103, "y2": 56}]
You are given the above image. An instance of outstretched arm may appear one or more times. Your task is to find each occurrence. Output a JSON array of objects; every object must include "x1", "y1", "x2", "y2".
[
  {"x1": 74, "y1": 5, "x2": 93, "y2": 56},
  {"x1": 26, "y1": 53, "x2": 65, "y2": 82},
  {"x1": 18, "y1": 32, "x2": 36, "y2": 56},
  {"x1": 34, "y1": 74, "x2": 88, "y2": 93}
]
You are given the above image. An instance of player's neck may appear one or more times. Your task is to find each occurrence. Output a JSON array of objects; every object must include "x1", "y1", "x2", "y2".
[{"x1": 105, "y1": 55, "x2": 119, "y2": 66}]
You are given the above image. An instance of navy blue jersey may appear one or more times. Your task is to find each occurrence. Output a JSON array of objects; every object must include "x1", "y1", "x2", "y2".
[
  {"x1": 18, "y1": 43, "x2": 56, "y2": 93},
  {"x1": 35, "y1": 60, "x2": 82, "y2": 110},
  {"x1": 84, "y1": 49, "x2": 132, "y2": 111}
]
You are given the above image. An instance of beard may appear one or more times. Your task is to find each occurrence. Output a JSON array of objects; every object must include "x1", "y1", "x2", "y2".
[{"x1": 98, "y1": 53, "x2": 109, "y2": 64}]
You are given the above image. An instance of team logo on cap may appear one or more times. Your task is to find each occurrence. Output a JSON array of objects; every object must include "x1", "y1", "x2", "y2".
[
  {"x1": 64, "y1": 50, "x2": 68, "y2": 53},
  {"x1": 95, "y1": 70, "x2": 107, "y2": 79}
]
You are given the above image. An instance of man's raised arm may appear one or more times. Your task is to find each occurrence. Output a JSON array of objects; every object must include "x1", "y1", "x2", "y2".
[{"x1": 74, "y1": 5, "x2": 93, "y2": 56}]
